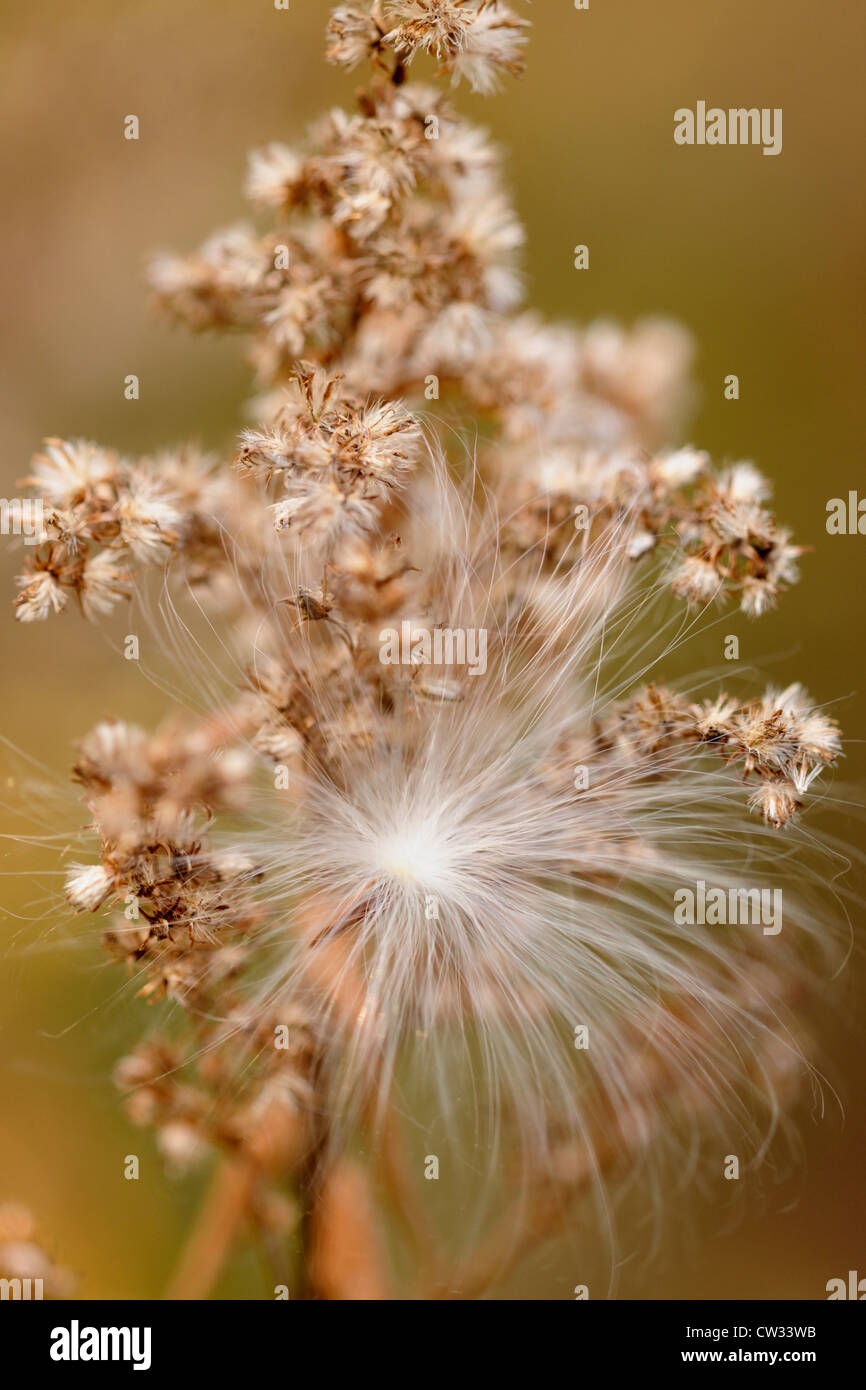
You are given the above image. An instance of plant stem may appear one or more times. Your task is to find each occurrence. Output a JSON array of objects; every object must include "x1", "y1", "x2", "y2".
[{"x1": 165, "y1": 1157, "x2": 256, "y2": 1300}]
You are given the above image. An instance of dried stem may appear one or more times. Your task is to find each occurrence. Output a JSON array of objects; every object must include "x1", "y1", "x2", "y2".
[{"x1": 165, "y1": 1156, "x2": 257, "y2": 1301}]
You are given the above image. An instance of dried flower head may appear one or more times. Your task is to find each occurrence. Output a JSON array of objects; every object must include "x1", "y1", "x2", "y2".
[
  {"x1": 0, "y1": 1205, "x2": 74, "y2": 1298},
  {"x1": 5, "y1": 0, "x2": 847, "y2": 1299}
]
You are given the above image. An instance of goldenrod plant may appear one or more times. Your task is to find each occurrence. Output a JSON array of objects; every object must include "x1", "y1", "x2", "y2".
[{"x1": 4, "y1": 2, "x2": 847, "y2": 1300}]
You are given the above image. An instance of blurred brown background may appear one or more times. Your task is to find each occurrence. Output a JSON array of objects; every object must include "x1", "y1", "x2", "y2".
[{"x1": 0, "y1": 0, "x2": 863, "y2": 1298}]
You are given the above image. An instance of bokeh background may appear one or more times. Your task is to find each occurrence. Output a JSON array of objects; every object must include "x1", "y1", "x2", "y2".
[{"x1": 0, "y1": 0, "x2": 863, "y2": 1299}]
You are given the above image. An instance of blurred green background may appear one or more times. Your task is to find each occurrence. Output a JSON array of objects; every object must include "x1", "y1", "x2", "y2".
[{"x1": 0, "y1": 0, "x2": 863, "y2": 1298}]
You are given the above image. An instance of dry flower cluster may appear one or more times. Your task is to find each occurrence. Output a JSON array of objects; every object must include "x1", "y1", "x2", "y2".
[
  {"x1": 0, "y1": 1204, "x2": 74, "y2": 1299},
  {"x1": 7, "y1": 1, "x2": 843, "y2": 1298}
]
